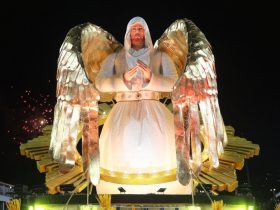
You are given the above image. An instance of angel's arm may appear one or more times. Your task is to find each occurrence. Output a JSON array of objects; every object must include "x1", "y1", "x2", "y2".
[
  {"x1": 95, "y1": 53, "x2": 131, "y2": 92},
  {"x1": 143, "y1": 53, "x2": 178, "y2": 92}
]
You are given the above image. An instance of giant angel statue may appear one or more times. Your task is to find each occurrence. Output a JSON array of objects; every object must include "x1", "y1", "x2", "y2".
[{"x1": 49, "y1": 17, "x2": 227, "y2": 194}]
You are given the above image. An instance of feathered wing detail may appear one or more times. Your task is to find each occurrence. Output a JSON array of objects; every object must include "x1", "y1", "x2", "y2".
[
  {"x1": 156, "y1": 19, "x2": 227, "y2": 185},
  {"x1": 154, "y1": 21, "x2": 188, "y2": 99},
  {"x1": 49, "y1": 23, "x2": 122, "y2": 185},
  {"x1": 81, "y1": 24, "x2": 122, "y2": 102},
  {"x1": 80, "y1": 102, "x2": 100, "y2": 185}
]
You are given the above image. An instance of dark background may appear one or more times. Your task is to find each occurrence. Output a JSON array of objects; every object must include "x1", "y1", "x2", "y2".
[{"x1": 0, "y1": 1, "x2": 278, "y2": 193}]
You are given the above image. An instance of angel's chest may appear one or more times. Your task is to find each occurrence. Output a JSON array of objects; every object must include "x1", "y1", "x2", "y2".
[{"x1": 114, "y1": 56, "x2": 161, "y2": 74}]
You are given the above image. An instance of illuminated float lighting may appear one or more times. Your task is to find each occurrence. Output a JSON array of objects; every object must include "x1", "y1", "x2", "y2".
[
  {"x1": 32, "y1": 206, "x2": 44, "y2": 210},
  {"x1": 80, "y1": 205, "x2": 99, "y2": 210},
  {"x1": 28, "y1": 204, "x2": 254, "y2": 210},
  {"x1": 186, "y1": 206, "x2": 201, "y2": 210}
]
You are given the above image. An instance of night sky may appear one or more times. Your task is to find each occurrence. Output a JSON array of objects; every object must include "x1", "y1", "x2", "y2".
[{"x1": 0, "y1": 1, "x2": 278, "y2": 190}]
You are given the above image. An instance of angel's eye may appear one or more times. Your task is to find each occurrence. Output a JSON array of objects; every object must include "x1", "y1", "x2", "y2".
[{"x1": 131, "y1": 27, "x2": 144, "y2": 32}]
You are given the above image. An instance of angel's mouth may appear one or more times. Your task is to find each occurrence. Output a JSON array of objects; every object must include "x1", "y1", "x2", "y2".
[{"x1": 133, "y1": 36, "x2": 144, "y2": 41}]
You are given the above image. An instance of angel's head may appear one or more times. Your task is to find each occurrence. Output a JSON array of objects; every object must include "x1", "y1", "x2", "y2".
[
  {"x1": 124, "y1": 17, "x2": 153, "y2": 51},
  {"x1": 130, "y1": 23, "x2": 145, "y2": 50}
]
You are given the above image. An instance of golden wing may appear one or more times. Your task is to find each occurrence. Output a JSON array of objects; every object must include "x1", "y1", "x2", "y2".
[
  {"x1": 154, "y1": 21, "x2": 188, "y2": 99},
  {"x1": 50, "y1": 23, "x2": 122, "y2": 186},
  {"x1": 81, "y1": 23, "x2": 122, "y2": 102},
  {"x1": 154, "y1": 20, "x2": 188, "y2": 78},
  {"x1": 156, "y1": 19, "x2": 227, "y2": 185}
]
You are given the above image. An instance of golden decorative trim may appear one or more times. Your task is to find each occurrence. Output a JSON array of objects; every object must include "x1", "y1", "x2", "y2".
[
  {"x1": 20, "y1": 125, "x2": 260, "y2": 193},
  {"x1": 100, "y1": 168, "x2": 177, "y2": 184},
  {"x1": 115, "y1": 91, "x2": 160, "y2": 102}
]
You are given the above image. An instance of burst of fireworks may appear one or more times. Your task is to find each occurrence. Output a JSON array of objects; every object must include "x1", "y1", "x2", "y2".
[{"x1": 7, "y1": 85, "x2": 55, "y2": 145}]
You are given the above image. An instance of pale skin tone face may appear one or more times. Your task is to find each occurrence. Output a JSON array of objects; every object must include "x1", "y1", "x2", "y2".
[
  {"x1": 124, "y1": 23, "x2": 152, "y2": 83},
  {"x1": 130, "y1": 23, "x2": 145, "y2": 50}
]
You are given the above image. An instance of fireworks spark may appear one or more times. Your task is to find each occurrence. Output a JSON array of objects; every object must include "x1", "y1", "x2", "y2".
[{"x1": 6, "y1": 86, "x2": 55, "y2": 145}]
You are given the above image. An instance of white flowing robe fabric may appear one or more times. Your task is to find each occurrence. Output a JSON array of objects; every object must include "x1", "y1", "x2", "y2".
[{"x1": 95, "y1": 17, "x2": 178, "y2": 176}]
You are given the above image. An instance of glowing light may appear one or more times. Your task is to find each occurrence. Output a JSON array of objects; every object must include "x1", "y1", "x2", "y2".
[
  {"x1": 165, "y1": 168, "x2": 172, "y2": 174},
  {"x1": 223, "y1": 205, "x2": 247, "y2": 210},
  {"x1": 123, "y1": 171, "x2": 129, "y2": 178},
  {"x1": 248, "y1": 206, "x2": 254, "y2": 210},
  {"x1": 80, "y1": 205, "x2": 99, "y2": 210},
  {"x1": 34, "y1": 207, "x2": 44, "y2": 210},
  {"x1": 186, "y1": 206, "x2": 201, "y2": 210}
]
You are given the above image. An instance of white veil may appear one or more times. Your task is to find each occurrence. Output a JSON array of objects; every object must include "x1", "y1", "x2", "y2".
[{"x1": 124, "y1": 17, "x2": 153, "y2": 69}]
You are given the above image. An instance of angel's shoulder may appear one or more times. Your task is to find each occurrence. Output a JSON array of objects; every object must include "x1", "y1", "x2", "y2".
[
  {"x1": 101, "y1": 53, "x2": 117, "y2": 66},
  {"x1": 151, "y1": 49, "x2": 162, "y2": 59},
  {"x1": 152, "y1": 48, "x2": 168, "y2": 57},
  {"x1": 101, "y1": 48, "x2": 124, "y2": 67},
  {"x1": 113, "y1": 48, "x2": 125, "y2": 62},
  {"x1": 154, "y1": 50, "x2": 172, "y2": 63},
  {"x1": 115, "y1": 48, "x2": 125, "y2": 57}
]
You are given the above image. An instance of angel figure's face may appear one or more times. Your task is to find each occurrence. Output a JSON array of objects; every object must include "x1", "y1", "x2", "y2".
[{"x1": 130, "y1": 23, "x2": 145, "y2": 50}]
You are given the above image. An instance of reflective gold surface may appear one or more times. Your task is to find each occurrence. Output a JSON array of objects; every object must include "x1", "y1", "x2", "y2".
[
  {"x1": 100, "y1": 168, "x2": 177, "y2": 185},
  {"x1": 20, "y1": 125, "x2": 259, "y2": 194}
]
